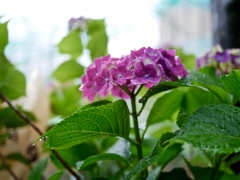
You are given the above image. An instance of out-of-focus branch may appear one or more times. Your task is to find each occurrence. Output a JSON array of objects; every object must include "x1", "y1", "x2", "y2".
[
  {"x1": 0, "y1": 152, "x2": 20, "y2": 180},
  {"x1": 0, "y1": 92, "x2": 81, "y2": 180}
]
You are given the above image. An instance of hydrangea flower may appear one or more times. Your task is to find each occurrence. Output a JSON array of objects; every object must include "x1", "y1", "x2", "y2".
[
  {"x1": 80, "y1": 47, "x2": 189, "y2": 102},
  {"x1": 196, "y1": 44, "x2": 240, "y2": 72}
]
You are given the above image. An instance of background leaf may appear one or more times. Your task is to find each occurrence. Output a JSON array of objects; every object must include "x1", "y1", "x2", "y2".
[
  {"x1": 50, "y1": 85, "x2": 82, "y2": 116},
  {"x1": 0, "y1": 69, "x2": 26, "y2": 100},
  {"x1": 27, "y1": 157, "x2": 48, "y2": 180},
  {"x1": 125, "y1": 140, "x2": 163, "y2": 180},
  {"x1": 0, "y1": 52, "x2": 9, "y2": 81},
  {"x1": 220, "y1": 70, "x2": 240, "y2": 100},
  {"x1": 87, "y1": 19, "x2": 108, "y2": 60},
  {"x1": 5, "y1": 153, "x2": 31, "y2": 167},
  {"x1": 50, "y1": 143, "x2": 98, "y2": 169},
  {"x1": 189, "y1": 71, "x2": 230, "y2": 104},
  {"x1": 198, "y1": 67, "x2": 216, "y2": 77},
  {"x1": 146, "y1": 89, "x2": 184, "y2": 128},
  {"x1": 58, "y1": 29, "x2": 83, "y2": 59},
  {"x1": 181, "y1": 88, "x2": 219, "y2": 114},
  {"x1": 172, "y1": 104, "x2": 240, "y2": 154},
  {"x1": 157, "y1": 168, "x2": 191, "y2": 180},
  {"x1": 47, "y1": 171, "x2": 63, "y2": 180},
  {"x1": 76, "y1": 153, "x2": 130, "y2": 170},
  {"x1": 0, "y1": 107, "x2": 36, "y2": 128},
  {"x1": 39, "y1": 100, "x2": 130, "y2": 149},
  {"x1": 0, "y1": 21, "x2": 8, "y2": 52},
  {"x1": 183, "y1": 157, "x2": 223, "y2": 180},
  {"x1": 52, "y1": 60, "x2": 84, "y2": 82}
]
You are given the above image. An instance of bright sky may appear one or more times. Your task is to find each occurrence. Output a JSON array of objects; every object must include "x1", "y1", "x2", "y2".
[{"x1": 0, "y1": 0, "x2": 160, "y2": 57}]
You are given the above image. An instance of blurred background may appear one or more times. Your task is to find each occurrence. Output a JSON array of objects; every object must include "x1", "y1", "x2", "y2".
[{"x1": 0, "y1": 0, "x2": 212, "y2": 81}]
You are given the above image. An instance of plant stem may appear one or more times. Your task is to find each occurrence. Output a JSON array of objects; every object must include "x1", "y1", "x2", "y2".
[
  {"x1": 0, "y1": 92, "x2": 81, "y2": 180},
  {"x1": 0, "y1": 152, "x2": 20, "y2": 180},
  {"x1": 130, "y1": 94, "x2": 143, "y2": 161}
]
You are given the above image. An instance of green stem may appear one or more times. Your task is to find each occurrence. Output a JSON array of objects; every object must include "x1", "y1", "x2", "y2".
[
  {"x1": 130, "y1": 94, "x2": 143, "y2": 161},
  {"x1": 211, "y1": 154, "x2": 224, "y2": 180}
]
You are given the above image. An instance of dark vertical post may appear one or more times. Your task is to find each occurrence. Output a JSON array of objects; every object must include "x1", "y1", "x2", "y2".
[{"x1": 212, "y1": 0, "x2": 240, "y2": 49}]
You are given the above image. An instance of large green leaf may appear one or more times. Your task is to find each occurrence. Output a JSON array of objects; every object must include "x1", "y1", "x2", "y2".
[
  {"x1": 220, "y1": 70, "x2": 240, "y2": 100},
  {"x1": 78, "y1": 100, "x2": 111, "y2": 111},
  {"x1": 38, "y1": 100, "x2": 130, "y2": 149},
  {"x1": 50, "y1": 143, "x2": 98, "y2": 169},
  {"x1": 0, "y1": 107, "x2": 36, "y2": 128},
  {"x1": 171, "y1": 104, "x2": 240, "y2": 154},
  {"x1": 189, "y1": 71, "x2": 230, "y2": 104},
  {"x1": 0, "y1": 69, "x2": 26, "y2": 100},
  {"x1": 87, "y1": 19, "x2": 108, "y2": 60},
  {"x1": 47, "y1": 171, "x2": 63, "y2": 180},
  {"x1": 76, "y1": 153, "x2": 130, "y2": 170},
  {"x1": 27, "y1": 157, "x2": 48, "y2": 180},
  {"x1": 5, "y1": 153, "x2": 30, "y2": 167},
  {"x1": 58, "y1": 30, "x2": 83, "y2": 59},
  {"x1": 182, "y1": 87, "x2": 219, "y2": 114},
  {"x1": 125, "y1": 140, "x2": 163, "y2": 180},
  {"x1": 0, "y1": 21, "x2": 8, "y2": 52},
  {"x1": 146, "y1": 89, "x2": 184, "y2": 128},
  {"x1": 52, "y1": 60, "x2": 84, "y2": 82},
  {"x1": 139, "y1": 76, "x2": 195, "y2": 106}
]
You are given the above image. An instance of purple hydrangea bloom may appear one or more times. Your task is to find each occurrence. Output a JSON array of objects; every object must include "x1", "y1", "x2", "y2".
[
  {"x1": 231, "y1": 54, "x2": 240, "y2": 66},
  {"x1": 213, "y1": 51, "x2": 230, "y2": 63},
  {"x1": 79, "y1": 47, "x2": 188, "y2": 102}
]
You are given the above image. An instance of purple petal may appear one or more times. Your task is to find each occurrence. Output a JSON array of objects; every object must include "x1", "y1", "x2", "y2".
[{"x1": 213, "y1": 51, "x2": 230, "y2": 63}]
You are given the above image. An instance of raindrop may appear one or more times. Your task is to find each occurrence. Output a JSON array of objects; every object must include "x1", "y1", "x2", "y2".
[
  {"x1": 39, "y1": 139, "x2": 42, "y2": 141},
  {"x1": 32, "y1": 143, "x2": 35, "y2": 147}
]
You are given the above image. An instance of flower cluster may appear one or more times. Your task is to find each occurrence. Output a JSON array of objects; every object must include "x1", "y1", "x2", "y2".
[
  {"x1": 196, "y1": 44, "x2": 240, "y2": 71},
  {"x1": 80, "y1": 47, "x2": 189, "y2": 102}
]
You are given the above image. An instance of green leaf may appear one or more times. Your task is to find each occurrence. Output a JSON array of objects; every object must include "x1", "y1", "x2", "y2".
[
  {"x1": 78, "y1": 100, "x2": 111, "y2": 111},
  {"x1": 0, "y1": 107, "x2": 36, "y2": 128},
  {"x1": 27, "y1": 157, "x2": 48, "y2": 180},
  {"x1": 58, "y1": 30, "x2": 83, "y2": 59},
  {"x1": 0, "y1": 21, "x2": 8, "y2": 52},
  {"x1": 106, "y1": 138, "x2": 132, "y2": 162},
  {"x1": 0, "y1": 52, "x2": 9, "y2": 81},
  {"x1": 146, "y1": 89, "x2": 184, "y2": 128},
  {"x1": 5, "y1": 153, "x2": 30, "y2": 167},
  {"x1": 171, "y1": 104, "x2": 240, "y2": 154},
  {"x1": 157, "y1": 143, "x2": 183, "y2": 169},
  {"x1": 198, "y1": 67, "x2": 216, "y2": 78},
  {"x1": 183, "y1": 157, "x2": 223, "y2": 180},
  {"x1": 189, "y1": 71, "x2": 230, "y2": 104},
  {"x1": 177, "y1": 108, "x2": 189, "y2": 129},
  {"x1": 160, "y1": 132, "x2": 177, "y2": 148},
  {"x1": 47, "y1": 171, "x2": 63, "y2": 180},
  {"x1": 220, "y1": 70, "x2": 240, "y2": 100},
  {"x1": 0, "y1": 164, "x2": 6, "y2": 170},
  {"x1": 157, "y1": 168, "x2": 191, "y2": 180},
  {"x1": 175, "y1": 48, "x2": 196, "y2": 69},
  {"x1": 0, "y1": 69, "x2": 26, "y2": 100},
  {"x1": 139, "y1": 76, "x2": 195, "y2": 106},
  {"x1": 182, "y1": 88, "x2": 219, "y2": 114},
  {"x1": 38, "y1": 99, "x2": 130, "y2": 149},
  {"x1": 87, "y1": 19, "x2": 108, "y2": 60},
  {"x1": 221, "y1": 173, "x2": 240, "y2": 180},
  {"x1": 50, "y1": 85, "x2": 82, "y2": 116},
  {"x1": 50, "y1": 143, "x2": 98, "y2": 169},
  {"x1": 76, "y1": 153, "x2": 130, "y2": 170},
  {"x1": 125, "y1": 140, "x2": 163, "y2": 180},
  {"x1": 52, "y1": 60, "x2": 84, "y2": 82}
]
